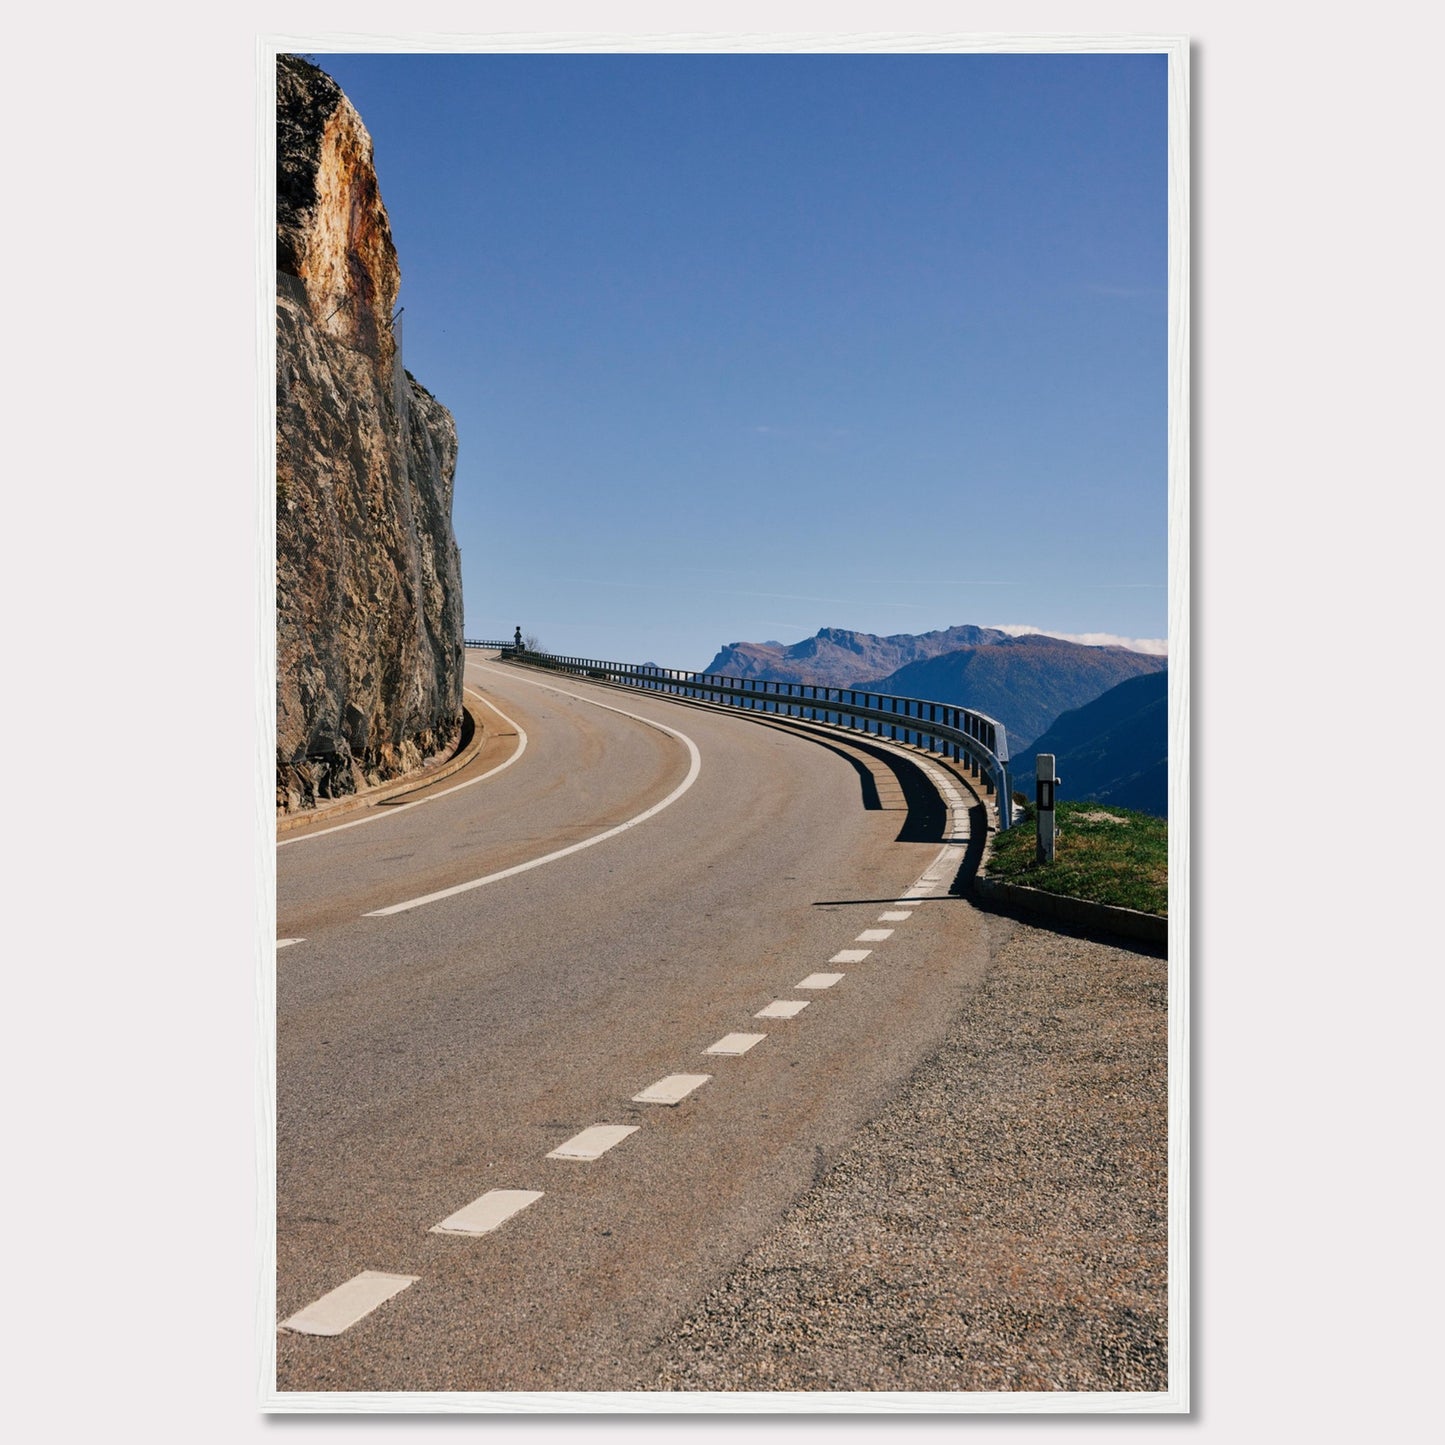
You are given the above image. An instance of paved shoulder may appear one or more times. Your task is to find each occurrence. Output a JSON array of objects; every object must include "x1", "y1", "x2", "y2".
[{"x1": 637, "y1": 919, "x2": 1170, "y2": 1394}]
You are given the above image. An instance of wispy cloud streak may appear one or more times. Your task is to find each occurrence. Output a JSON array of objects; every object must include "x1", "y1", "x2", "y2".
[{"x1": 990, "y1": 624, "x2": 1167, "y2": 656}]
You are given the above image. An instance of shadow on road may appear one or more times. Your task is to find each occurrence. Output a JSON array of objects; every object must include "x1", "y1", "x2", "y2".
[
  {"x1": 795, "y1": 735, "x2": 883, "y2": 812},
  {"x1": 882, "y1": 749, "x2": 949, "y2": 844},
  {"x1": 639, "y1": 699, "x2": 989, "y2": 892},
  {"x1": 741, "y1": 715, "x2": 951, "y2": 843}
]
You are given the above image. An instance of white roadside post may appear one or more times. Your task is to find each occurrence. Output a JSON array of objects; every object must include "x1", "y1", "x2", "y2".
[{"x1": 1036, "y1": 753, "x2": 1059, "y2": 864}]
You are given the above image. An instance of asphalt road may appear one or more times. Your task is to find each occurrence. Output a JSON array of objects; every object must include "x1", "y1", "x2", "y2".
[{"x1": 275, "y1": 651, "x2": 998, "y2": 1393}]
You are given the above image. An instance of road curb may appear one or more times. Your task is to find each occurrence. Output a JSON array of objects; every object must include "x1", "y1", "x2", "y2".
[
  {"x1": 972, "y1": 874, "x2": 1167, "y2": 947},
  {"x1": 276, "y1": 700, "x2": 487, "y2": 836}
]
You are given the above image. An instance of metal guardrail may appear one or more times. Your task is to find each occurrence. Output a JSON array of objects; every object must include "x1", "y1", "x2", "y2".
[{"x1": 465, "y1": 640, "x2": 1012, "y2": 827}]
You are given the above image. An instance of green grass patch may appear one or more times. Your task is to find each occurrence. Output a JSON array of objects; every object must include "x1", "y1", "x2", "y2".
[{"x1": 987, "y1": 801, "x2": 1168, "y2": 916}]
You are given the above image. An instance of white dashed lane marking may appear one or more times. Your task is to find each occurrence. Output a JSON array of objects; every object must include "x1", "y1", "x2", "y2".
[
  {"x1": 546, "y1": 1125, "x2": 639, "y2": 1160},
  {"x1": 280, "y1": 1270, "x2": 418, "y2": 1336},
  {"x1": 429, "y1": 1189, "x2": 543, "y2": 1237},
  {"x1": 276, "y1": 737, "x2": 988, "y2": 1336},
  {"x1": 706, "y1": 1033, "x2": 766, "y2": 1056},
  {"x1": 632, "y1": 1074, "x2": 711, "y2": 1106},
  {"x1": 755, "y1": 999, "x2": 809, "y2": 1019}
]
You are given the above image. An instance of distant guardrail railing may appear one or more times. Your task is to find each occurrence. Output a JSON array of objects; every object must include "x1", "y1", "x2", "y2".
[{"x1": 465, "y1": 640, "x2": 1012, "y2": 827}]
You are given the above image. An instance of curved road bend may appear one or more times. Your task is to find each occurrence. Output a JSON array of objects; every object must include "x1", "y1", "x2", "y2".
[{"x1": 275, "y1": 652, "x2": 999, "y2": 1392}]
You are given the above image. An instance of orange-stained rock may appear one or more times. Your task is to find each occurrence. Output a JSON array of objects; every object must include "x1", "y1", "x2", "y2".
[{"x1": 276, "y1": 56, "x2": 464, "y2": 811}]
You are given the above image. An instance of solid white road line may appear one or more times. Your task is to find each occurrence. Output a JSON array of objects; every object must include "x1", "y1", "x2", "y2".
[
  {"x1": 546, "y1": 1125, "x2": 639, "y2": 1160},
  {"x1": 280, "y1": 1270, "x2": 418, "y2": 1336},
  {"x1": 632, "y1": 1074, "x2": 712, "y2": 1106},
  {"x1": 755, "y1": 999, "x2": 809, "y2": 1019},
  {"x1": 430, "y1": 1189, "x2": 543, "y2": 1237},
  {"x1": 706, "y1": 1033, "x2": 766, "y2": 1056},
  {"x1": 796, "y1": 972, "x2": 844, "y2": 989},
  {"x1": 364, "y1": 673, "x2": 702, "y2": 917},
  {"x1": 855, "y1": 928, "x2": 894, "y2": 942},
  {"x1": 830, "y1": 949, "x2": 872, "y2": 964},
  {"x1": 276, "y1": 938, "x2": 304, "y2": 949},
  {"x1": 277, "y1": 689, "x2": 528, "y2": 848}
]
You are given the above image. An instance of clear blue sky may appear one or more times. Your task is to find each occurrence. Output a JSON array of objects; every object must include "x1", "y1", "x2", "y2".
[{"x1": 306, "y1": 51, "x2": 1168, "y2": 667}]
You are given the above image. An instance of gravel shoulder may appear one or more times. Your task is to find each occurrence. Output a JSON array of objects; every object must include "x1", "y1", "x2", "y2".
[{"x1": 632, "y1": 914, "x2": 1170, "y2": 1394}]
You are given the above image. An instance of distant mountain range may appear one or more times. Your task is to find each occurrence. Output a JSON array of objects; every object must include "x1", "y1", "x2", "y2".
[
  {"x1": 869, "y1": 634, "x2": 1165, "y2": 754},
  {"x1": 700, "y1": 626, "x2": 1166, "y2": 754}
]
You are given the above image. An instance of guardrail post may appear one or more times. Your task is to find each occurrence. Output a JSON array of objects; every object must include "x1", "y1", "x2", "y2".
[{"x1": 1036, "y1": 754, "x2": 1059, "y2": 863}]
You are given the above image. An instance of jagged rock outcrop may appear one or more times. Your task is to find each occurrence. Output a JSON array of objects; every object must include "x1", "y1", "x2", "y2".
[
  {"x1": 276, "y1": 55, "x2": 464, "y2": 811},
  {"x1": 702, "y1": 626, "x2": 1008, "y2": 687}
]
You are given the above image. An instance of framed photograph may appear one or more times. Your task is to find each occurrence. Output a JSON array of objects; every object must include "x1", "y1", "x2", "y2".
[{"x1": 264, "y1": 33, "x2": 1187, "y2": 1413}]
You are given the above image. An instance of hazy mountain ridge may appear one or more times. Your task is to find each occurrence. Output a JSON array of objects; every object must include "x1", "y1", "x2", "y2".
[
  {"x1": 1010, "y1": 670, "x2": 1169, "y2": 818},
  {"x1": 699, "y1": 625, "x2": 1166, "y2": 756},
  {"x1": 702, "y1": 625, "x2": 1007, "y2": 687},
  {"x1": 870, "y1": 635, "x2": 1166, "y2": 754}
]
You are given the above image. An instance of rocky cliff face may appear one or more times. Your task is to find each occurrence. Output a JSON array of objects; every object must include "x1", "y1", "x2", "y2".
[{"x1": 275, "y1": 56, "x2": 464, "y2": 811}]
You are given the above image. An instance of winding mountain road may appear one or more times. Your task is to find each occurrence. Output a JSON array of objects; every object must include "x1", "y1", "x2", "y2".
[{"x1": 275, "y1": 649, "x2": 999, "y2": 1393}]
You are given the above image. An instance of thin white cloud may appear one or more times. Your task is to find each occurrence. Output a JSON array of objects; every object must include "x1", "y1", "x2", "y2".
[{"x1": 990, "y1": 624, "x2": 1167, "y2": 657}]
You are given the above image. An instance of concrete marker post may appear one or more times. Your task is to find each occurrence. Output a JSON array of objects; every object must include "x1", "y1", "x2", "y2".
[{"x1": 1036, "y1": 753, "x2": 1059, "y2": 864}]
